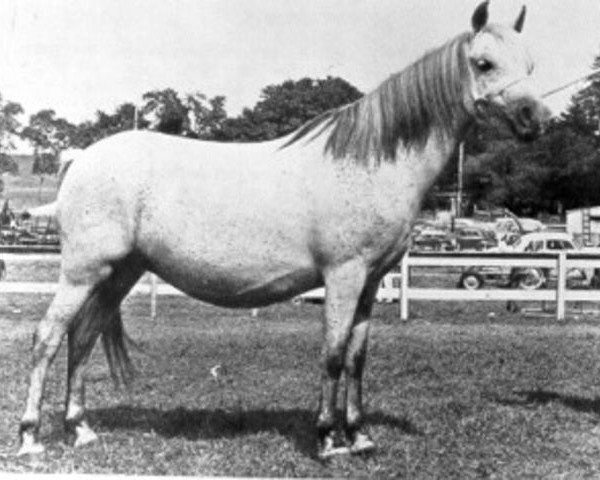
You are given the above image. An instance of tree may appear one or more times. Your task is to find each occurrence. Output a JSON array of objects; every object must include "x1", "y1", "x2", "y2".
[
  {"x1": 21, "y1": 110, "x2": 76, "y2": 152},
  {"x1": 21, "y1": 109, "x2": 78, "y2": 175},
  {"x1": 0, "y1": 95, "x2": 24, "y2": 177},
  {"x1": 218, "y1": 77, "x2": 363, "y2": 142},
  {"x1": 561, "y1": 53, "x2": 600, "y2": 142},
  {"x1": 141, "y1": 89, "x2": 188, "y2": 135},
  {"x1": 461, "y1": 118, "x2": 600, "y2": 216},
  {"x1": 96, "y1": 103, "x2": 138, "y2": 136},
  {"x1": 66, "y1": 102, "x2": 140, "y2": 149},
  {"x1": 0, "y1": 97, "x2": 23, "y2": 152},
  {"x1": 184, "y1": 93, "x2": 227, "y2": 140}
]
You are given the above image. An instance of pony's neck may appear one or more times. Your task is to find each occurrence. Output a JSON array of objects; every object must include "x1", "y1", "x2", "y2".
[{"x1": 385, "y1": 125, "x2": 465, "y2": 216}]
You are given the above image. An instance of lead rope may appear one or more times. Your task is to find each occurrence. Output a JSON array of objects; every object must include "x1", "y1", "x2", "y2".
[
  {"x1": 483, "y1": 68, "x2": 600, "y2": 101},
  {"x1": 541, "y1": 69, "x2": 600, "y2": 99}
]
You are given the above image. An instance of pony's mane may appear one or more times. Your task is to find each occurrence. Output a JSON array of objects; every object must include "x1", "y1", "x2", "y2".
[{"x1": 284, "y1": 31, "x2": 473, "y2": 162}]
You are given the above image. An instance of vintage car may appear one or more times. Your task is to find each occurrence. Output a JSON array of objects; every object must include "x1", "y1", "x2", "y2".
[
  {"x1": 453, "y1": 227, "x2": 497, "y2": 251},
  {"x1": 411, "y1": 228, "x2": 456, "y2": 252},
  {"x1": 458, "y1": 232, "x2": 598, "y2": 290}
]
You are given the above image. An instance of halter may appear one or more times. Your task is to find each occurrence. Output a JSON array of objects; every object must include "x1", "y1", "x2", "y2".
[{"x1": 487, "y1": 74, "x2": 532, "y2": 100}]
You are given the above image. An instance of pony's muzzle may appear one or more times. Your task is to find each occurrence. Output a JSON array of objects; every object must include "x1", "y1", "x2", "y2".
[{"x1": 510, "y1": 99, "x2": 551, "y2": 141}]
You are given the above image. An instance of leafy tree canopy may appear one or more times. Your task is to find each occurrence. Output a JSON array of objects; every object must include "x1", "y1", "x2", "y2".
[
  {"x1": 21, "y1": 109, "x2": 76, "y2": 154},
  {"x1": 218, "y1": 77, "x2": 363, "y2": 142},
  {"x1": 0, "y1": 95, "x2": 24, "y2": 154}
]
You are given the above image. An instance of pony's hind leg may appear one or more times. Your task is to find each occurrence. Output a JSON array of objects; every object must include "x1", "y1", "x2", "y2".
[
  {"x1": 18, "y1": 282, "x2": 95, "y2": 456},
  {"x1": 65, "y1": 319, "x2": 101, "y2": 448},
  {"x1": 64, "y1": 262, "x2": 143, "y2": 448},
  {"x1": 317, "y1": 260, "x2": 366, "y2": 459}
]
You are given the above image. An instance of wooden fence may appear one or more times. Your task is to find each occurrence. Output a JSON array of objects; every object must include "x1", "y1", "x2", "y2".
[
  {"x1": 400, "y1": 251, "x2": 600, "y2": 321},
  {"x1": 5, "y1": 251, "x2": 600, "y2": 322}
]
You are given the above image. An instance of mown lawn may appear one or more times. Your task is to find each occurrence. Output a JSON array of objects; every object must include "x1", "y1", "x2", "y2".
[{"x1": 1, "y1": 293, "x2": 600, "y2": 477}]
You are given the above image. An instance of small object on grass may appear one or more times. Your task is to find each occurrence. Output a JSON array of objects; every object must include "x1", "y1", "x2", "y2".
[
  {"x1": 349, "y1": 432, "x2": 376, "y2": 455},
  {"x1": 210, "y1": 364, "x2": 221, "y2": 381}
]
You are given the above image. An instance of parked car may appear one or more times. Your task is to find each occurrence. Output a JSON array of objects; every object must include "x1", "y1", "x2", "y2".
[
  {"x1": 453, "y1": 227, "x2": 497, "y2": 251},
  {"x1": 458, "y1": 232, "x2": 595, "y2": 290},
  {"x1": 411, "y1": 228, "x2": 456, "y2": 252},
  {"x1": 0, "y1": 227, "x2": 18, "y2": 245},
  {"x1": 294, "y1": 269, "x2": 402, "y2": 304}
]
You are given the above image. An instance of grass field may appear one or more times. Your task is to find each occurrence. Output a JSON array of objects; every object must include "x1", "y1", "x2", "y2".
[{"x1": 2, "y1": 293, "x2": 600, "y2": 477}]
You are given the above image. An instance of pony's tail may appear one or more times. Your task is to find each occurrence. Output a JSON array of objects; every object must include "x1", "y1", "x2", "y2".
[
  {"x1": 101, "y1": 311, "x2": 136, "y2": 387},
  {"x1": 57, "y1": 159, "x2": 74, "y2": 190},
  {"x1": 69, "y1": 290, "x2": 135, "y2": 387}
]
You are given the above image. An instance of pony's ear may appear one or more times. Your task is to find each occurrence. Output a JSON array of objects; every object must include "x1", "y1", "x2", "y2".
[
  {"x1": 471, "y1": 1, "x2": 490, "y2": 32},
  {"x1": 513, "y1": 5, "x2": 526, "y2": 32}
]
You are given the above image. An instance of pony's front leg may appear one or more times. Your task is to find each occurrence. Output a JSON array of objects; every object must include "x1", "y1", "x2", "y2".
[
  {"x1": 343, "y1": 291, "x2": 375, "y2": 454},
  {"x1": 317, "y1": 261, "x2": 366, "y2": 459}
]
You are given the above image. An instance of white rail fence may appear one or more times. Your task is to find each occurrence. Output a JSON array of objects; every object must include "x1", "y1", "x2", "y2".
[
  {"x1": 400, "y1": 252, "x2": 600, "y2": 321},
  {"x1": 4, "y1": 252, "x2": 600, "y2": 322}
]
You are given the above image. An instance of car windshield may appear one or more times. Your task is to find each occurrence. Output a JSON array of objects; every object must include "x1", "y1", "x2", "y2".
[
  {"x1": 512, "y1": 237, "x2": 523, "y2": 249},
  {"x1": 546, "y1": 240, "x2": 574, "y2": 250}
]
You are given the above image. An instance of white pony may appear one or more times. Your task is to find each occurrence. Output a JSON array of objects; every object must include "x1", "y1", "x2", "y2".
[{"x1": 19, "y1": 2, "x2": 549, "y2": 458}]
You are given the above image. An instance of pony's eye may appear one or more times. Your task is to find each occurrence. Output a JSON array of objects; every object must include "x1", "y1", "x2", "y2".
[{"x1": 475, "y1": 58, "x2": 494, "y2": 73}]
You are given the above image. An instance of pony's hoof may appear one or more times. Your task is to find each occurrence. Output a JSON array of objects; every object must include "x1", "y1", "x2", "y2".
[
  {"x1": 318, "y1": 434, "x2": 350, "y2": 459},
  {"x1": 17, "y1": 434, "x2": 45, "y2": 457},
  {"x1": 349, "y1": 432, "x2": 375, "y2": 455},
  {"x1": 73, "y1": 421, "x2": 99, "y2": 448}
]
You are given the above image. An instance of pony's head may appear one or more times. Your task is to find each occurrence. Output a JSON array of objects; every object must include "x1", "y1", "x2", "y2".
[
  {"x1": 465, "y1": 1, "x2": 550, "y2": 140},
  {"x1": 284, "y1": 1, "x2": 551, "y2": 162}
]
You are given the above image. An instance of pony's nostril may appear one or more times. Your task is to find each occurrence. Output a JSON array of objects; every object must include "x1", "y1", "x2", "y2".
[{"x1": 519, "y1": 105, "x2": 533, "y2": 125}]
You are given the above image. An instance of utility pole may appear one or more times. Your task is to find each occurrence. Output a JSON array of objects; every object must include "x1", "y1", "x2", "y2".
[
  {"x1": 457, "y1": 141, "x2": 464, "y2": 218},
  {"x1": 133, "y1": 106, "x2": 139, "y2": 131}
]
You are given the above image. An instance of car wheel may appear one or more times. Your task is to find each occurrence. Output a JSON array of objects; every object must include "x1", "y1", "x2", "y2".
[
  {"x1": 591, "y1": 271, "x2": 600, "y2": 289},
  {"x1": 459, "y1": 271, "x2": 484, "y2": 290},
  {"x1": 517, "y1": 268, "x2": 545, "y2": 290}
]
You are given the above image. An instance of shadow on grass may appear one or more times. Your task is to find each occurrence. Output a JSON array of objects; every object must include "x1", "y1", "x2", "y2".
[
  {"x1": 494, "y1": 389, "x2": 600, "y2": 415},
  {"x1": 87, "y1": 406, "x2": 419, "y2": 458}
]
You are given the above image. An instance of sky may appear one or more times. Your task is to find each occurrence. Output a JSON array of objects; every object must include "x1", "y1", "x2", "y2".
[{"x1": 0, "y1": 0, "x2": 599, "y2": 134}]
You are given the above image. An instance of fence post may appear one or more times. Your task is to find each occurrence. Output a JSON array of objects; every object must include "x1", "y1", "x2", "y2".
[
  {"x1": 400, "y1": 252, "x2": 409, "y2": 321},
  {"x1": 556, "y1": 252, "x2": 567, "y2": 321},
  {"x1": 150, "y1": 273, "x2": 158, "y2": 320}
]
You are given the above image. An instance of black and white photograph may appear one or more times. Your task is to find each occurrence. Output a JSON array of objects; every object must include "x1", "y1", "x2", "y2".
[{"x1": 1, "y1": 0, "x2": 600, "y2": 477}]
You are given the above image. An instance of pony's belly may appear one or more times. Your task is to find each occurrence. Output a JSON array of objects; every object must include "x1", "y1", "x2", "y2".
[{"x1": 151, "y1": 258, "x2": 321, "y2": 308}]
